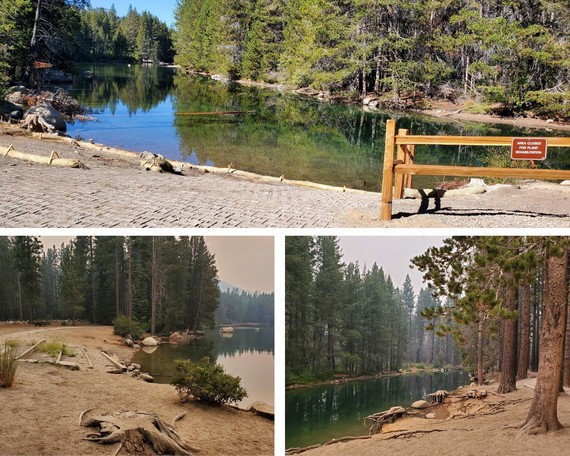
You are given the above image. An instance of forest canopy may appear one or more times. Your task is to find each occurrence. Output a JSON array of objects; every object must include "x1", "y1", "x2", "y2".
[{"x1": 174, "y1": 0, "x2": 570, "y2": 118}]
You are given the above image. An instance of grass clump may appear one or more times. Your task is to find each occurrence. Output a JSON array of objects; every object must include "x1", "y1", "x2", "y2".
[
  {"x1": 172, "y1": 357, "x2": 247, "y2": 406},
  {"x1": 0, "y1": 343, "x2": 18, "y2": 387},
  {"x1": 38, "y1": 340, "x2": 75, "y2": 357}
]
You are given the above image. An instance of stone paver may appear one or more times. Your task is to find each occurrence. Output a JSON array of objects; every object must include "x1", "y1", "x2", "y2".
[{"x1": 1, "y1": 129, "x2": 569, "y2": 228}]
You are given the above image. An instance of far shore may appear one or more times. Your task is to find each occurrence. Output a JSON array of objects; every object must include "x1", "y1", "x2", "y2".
[{"x1": 286, "y1": 366, "x2": 465, "y2": 391}]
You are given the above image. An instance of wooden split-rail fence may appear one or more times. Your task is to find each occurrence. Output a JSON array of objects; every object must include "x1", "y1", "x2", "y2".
[{"x1": 381, "y1": 119, "x2": 570, "y2": 221}]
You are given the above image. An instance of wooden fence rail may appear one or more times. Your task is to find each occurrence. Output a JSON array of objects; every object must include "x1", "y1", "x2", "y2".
[{"x1": 381, "y1": 119, "x2": 570, "y2": 221}]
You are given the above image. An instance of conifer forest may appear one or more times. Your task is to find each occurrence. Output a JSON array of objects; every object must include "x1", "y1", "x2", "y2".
[
  {"x1": 0, "y1": 236, "x2": 273, "y2": 333},
  {"x1": 286, "y1": 236, "x2": 570, "y2": 435}
]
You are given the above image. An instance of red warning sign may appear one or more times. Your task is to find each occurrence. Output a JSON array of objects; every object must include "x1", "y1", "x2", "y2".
[{"x1": 511, "y1": 138, "x2": 548, "y2": 160}]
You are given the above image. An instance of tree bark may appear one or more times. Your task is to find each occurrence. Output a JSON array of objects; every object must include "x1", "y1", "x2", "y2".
[
  {"x1": 477, "y1": 316, "x2": 484, "y2": 385},
  {"x1": 518, "y1": 250, "x2": 567, "y2": 435},
  {"x1": 498, "y1": 281, "x2": 518, "y2": 393},
  {"x1": 518, "y1": 285, "x2": 531, "y2": 379}
]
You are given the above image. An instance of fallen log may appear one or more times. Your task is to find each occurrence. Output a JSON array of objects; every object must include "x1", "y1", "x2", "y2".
[
  {"x1": 100, "y1": 351, "x2": 127, "y2": 371},
  {"x1": 2, "y1": 144, "x2": 81, "y2": 168},
  {"x1": 81, "y1": 347, "x2": 93, "y2": 369},
  {"x1": 15, "y1": 339, "x2": 45, "y2": 360}
]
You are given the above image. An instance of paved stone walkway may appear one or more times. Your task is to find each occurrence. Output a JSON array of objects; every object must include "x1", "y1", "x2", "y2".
[
  {"x1": 1, "y1": 128, "x2": 569, "y2": 229},
  {"x1": 0, "y1": 154, "x2": 381, "y2": 228}
]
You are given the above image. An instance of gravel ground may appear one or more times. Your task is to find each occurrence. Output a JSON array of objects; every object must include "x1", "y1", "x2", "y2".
[{"x1": 1, "y1": 124, "x2": 569, "y2": 229}]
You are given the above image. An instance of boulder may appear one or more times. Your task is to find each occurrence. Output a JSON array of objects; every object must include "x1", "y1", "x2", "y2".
[
  {"x1": 131, "y1": 363, "x2": 141, "y2": 370},
  {"x1": 561, "y1": 180, "x2": 570, "y2": 186},
  {"x1": 368, "y1": 100, "x2": 380, "y2": 109},
  {"x1": 142, "y1": 336, "x2": 158, "y2": 347},
  {"x1": 362, "y1": 96, "x2": 374, "y2": 105},
  {"x1": 139, "y1": 373, "x2": 154, "y2": 382},
  {"x1": 43, "y1": 69, "x2": 73, "y2": 84},
  {"x1": 123, "y1": 338, "x2": 134, "y2": 347},
  {"x1": 0, "y1": 100, "x2": 23, "y2": 120},
  {"x1": 169, "y1": 332, "x2": 184, "y2": 344},
  {"x1": 22, "y1": 104, "x2": 67, "y2": 132},
  {"x1": 426, "y1": 413, "x2": 436, "y2": 419},
  {"x1": 411, "y1": 400, "x2": 429, "y2": 409},
  {"x1": 5, "y1": 86, "x2": 31, "y2": 105}
]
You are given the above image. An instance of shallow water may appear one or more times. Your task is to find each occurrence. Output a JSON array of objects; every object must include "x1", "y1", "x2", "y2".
[
  {"x1": 131, "y1": 328, "x2": 274, "y2": 408},
  {"x1": 67, "y1": 64, "x2": 569, "y2": 191},
  {"x1": 286, "y1": 370, "x2": 469, "y2": 449}
]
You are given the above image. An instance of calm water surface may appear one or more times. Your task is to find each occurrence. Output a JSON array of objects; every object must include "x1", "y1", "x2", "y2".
[
  {"x1": 67, "y1": 64, "x2": 569, "y2": 191},
  {"x1": 131, "y1": 328, "x2": 274, "y2": 408},
  {"x1": 286, "y1": 370, "x2": 469, "y2": 449}
]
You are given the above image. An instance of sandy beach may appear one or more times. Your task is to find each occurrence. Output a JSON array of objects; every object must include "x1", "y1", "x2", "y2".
[{"x1": 0, "y1": 323, "x2": 274, "y2": 456}]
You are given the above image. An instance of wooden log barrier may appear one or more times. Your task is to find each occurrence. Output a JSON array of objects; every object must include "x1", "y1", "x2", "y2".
[{"x1": 2, "y1": 143, "x2": 81, "y2": 168}]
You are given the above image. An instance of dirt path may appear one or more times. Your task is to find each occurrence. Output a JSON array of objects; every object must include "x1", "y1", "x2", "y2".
[
  {"x1": 0, "y1": 324, "x2": 273, "y2": 456},
  {"x1": 292, "y1": 378, "x2": 570, "y2": 456}
]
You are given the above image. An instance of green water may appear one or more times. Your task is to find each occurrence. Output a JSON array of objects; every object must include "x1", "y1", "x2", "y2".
[
  {"x1": 67, "y1": 63, "x2": 569, "y2": 191},
  {"x1": 131, "y1": 328, "x2": 274, "y2": 408},
  {"x1": 286, "y1": 370, "x2": 469, "y2": 449}
]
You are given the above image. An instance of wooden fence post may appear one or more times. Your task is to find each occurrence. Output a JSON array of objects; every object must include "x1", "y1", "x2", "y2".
[
  {"x1": 394, "y1": 128, "x2": 408, "y2": 199},
  {"x1": 381, "y1": 119, "x2": 397, "y2": 221}
]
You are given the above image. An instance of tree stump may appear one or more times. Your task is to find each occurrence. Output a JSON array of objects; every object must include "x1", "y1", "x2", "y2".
[{"x1": 80, "y1": 410, "x2": 200, "y2": 455}]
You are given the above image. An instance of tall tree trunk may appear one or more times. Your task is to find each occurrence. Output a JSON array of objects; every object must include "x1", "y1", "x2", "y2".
[
  {"x1": 518, "y1": 250, "x2": 567, "y2": 435},
  {"x1": 151, "y1": 237, "x2": 158, "y2": 335},
  {"x1": 115, "y1": 242, "x2": 120, "y2": 318},
  {"x1": 29, "y1": 0, "x2": 42, "y2": 58},
  {"x1": 498, "y1": 282, "x2": 518, "y2": 393},
  {"x1": 90, "y1": 237, "x2": 96, "y2": 324},
  {"x1": 563, "y1": 251, "x2": 570, "y2": 387},
  {"x1": 477, "y1": 316, "x2": 485, "y2": 385},
  {"x1": 518, "y1": 285, "x2": 531, "y2": 379},
  {"x1": 127, "y1": 238, "x2": 133, "y2": 324},
  {"x1": 17, "y1": 271, "x2": 23, "y2": 321}
]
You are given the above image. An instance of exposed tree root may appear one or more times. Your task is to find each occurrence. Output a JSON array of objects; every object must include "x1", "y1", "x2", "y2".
[
  {"x1": 285, "y1": 435, "x2": 372, "y2": 455},
  {"x1": 81, "y1": 410, "x2": 201, "y2": 455}
]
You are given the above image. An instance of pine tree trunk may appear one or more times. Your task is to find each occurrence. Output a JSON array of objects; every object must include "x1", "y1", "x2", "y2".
[
  {"x1": 518, "y1": 251, "x2": 567, "y2": 435},
  {"x1": 518, "y1": 285, "x2": 531, "y2": 379},
  {"x1": 564, "y1": 249, "x2": 570, "y2": 387},
  {"x1": 151, "y1": 237, "x2": 158, "y2": 335},
  {"x1": 127, "y1": 238, "x2": 133, "y2": 323},
  {"x1": 18, "y1": 271, "x2": 23, "y2": 321},
  {"x1": 477, "y1": 317, "x2": 484, "y2": 385},
  {"x1": 498, "y1": 282, "x2": 518, "y2": 393}
]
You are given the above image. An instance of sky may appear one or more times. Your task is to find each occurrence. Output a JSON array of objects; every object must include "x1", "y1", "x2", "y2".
[
  {"x1": 88, "y1": 1, "x2": 178, "y2": 27},
  {"x1": 39, "y1": 236, "x2": 274, "y2": 294},
  {"x1": 337, "y1": 236, "x2": 447, "y2": 293}
]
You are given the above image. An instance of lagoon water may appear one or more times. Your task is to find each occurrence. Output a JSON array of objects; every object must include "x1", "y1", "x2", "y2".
[
  {"x1": 286, "y1": 370, "x2": 469, "y2": 449},
  {"x1": 67, "y1": 64, "x2": 569, "y2": 191},
  {"x1": 131, "y1": 328, "x2": 274, "y2": 408}
]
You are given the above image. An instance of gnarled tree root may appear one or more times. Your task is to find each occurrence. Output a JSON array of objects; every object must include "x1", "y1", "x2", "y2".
[{"x1": 81, "y1": 410, "x2": 201, "y2": 455}]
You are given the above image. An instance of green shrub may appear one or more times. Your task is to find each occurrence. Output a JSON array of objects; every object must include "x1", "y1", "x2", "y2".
[
  {"x1": 113, "y1": 315, "x2": 146, "y2": 340},
  {"x1": 38, "y1": 340, "x2": 75, "y2": 357},
  {"x1": 171, "y1": 357, "x2": 247, "y2": 406},
  {"x1": 0, "y1": 343, "x2": 18, "y2": 387}
]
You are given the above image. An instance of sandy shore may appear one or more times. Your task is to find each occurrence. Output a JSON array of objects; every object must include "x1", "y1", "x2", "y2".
[
  {"x1": 289, "y1": 377, "x2": 570, "y2": 456},
  {"x1": 0, "y1": 324, "x2": 274, "y2": 456}
]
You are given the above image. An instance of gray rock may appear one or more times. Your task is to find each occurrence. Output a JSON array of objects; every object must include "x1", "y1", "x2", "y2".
[
  {"x1": 22, "y1": 104, "x2": 67, "y2": 132},
  {"x1": 5, "y1": 86, "x2": 31, "y2": 105},
  {"x1": 411, "y1": 400, "x2": 429, "y2": 409},
  {"x1": 131, "y1": 363, "x2": 141, "y2": 370},
  {"x1": 142, "y1": 336, "x2": 158, "y2": 346},
  {"x1": 425, "y1": 413, "x2": 436, "y2": 419},
  {"x1": 561, "y1": 180, "x2": 570, "y2": 186},
  {"x1": 0, "y1": 100, "x2": 23, "y2": 120},
  {"x1": 248, "y1": 401, "x2": 274, "y2": 420},
  {"x1": 139, "y1": 373, "x2": 154, "y2": 382}
]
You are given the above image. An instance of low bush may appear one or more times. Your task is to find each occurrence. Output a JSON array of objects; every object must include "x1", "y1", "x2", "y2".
[
  {"x1": 171, "y1": 357, "x2": 247, "y2": 406},
  {"x1": 113, "y1": 315, "x2": 146, "y2": 340},
  {"x1": 0, "y1": 343, "x2": 18, "y2": 387},
  {"x1": 38, "y1": 340, "x2": 75, "y2": 357}
]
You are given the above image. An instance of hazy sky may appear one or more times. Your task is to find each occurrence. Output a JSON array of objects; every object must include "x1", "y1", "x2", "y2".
[
  {"x1": 337, "y1": 237, "x2": 447, "y2": 293},
  {"x1": 89, "y1": 1, "x2": 177, "y2": 26},
  {"x1": 39, "y1": 236, "x2": 274, "y2": 293}
]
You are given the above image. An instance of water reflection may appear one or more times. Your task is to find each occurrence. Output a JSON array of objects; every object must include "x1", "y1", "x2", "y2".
[
  {"x1": 132, "y1": 328, "x2": 274, "y2": 407},
  {"x1": 285, "y1": 371, "x2": 469, "y2": 449},
  {"x1": 68, "y1": 64, "x2": 569, "y2": 190}
]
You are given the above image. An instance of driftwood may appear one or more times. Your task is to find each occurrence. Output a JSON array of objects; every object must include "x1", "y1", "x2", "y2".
[
  {"x1": 427, "y1": 390, "x2": 449, "y2": 405},
  {"x1": 2, "y1": 144, "x2": 81, "y2": 168},
  {"x1": 80, "y1": 410, "x2": 201, "y2": 455},
  {"x1": 100, "y1": 351, "x2": 127, "y2": 371},
  {"x1": 82, "y1": 348, "x2": 93, "y2": 369},
  {"x1": 15, "y1": 339, "x2": 45, "y2": 360},
  {"x1": 364, "y1": 406, "x2": 406, "y2": 435}
]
